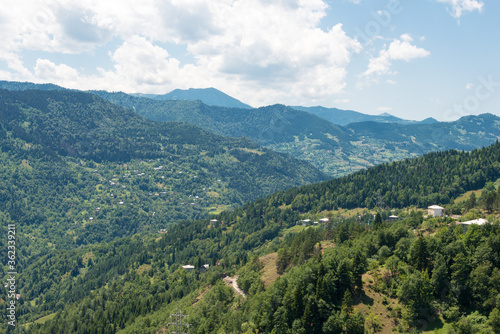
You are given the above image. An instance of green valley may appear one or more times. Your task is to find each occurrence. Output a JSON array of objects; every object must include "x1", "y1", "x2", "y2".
[
  {"x1": 90, "y1": 90, "x2": 500, "y2": 177},
  {"x1": 4, "y1": 141, "x2": 500, "y2": 333},
  {"x1": 0, "y1": 88, "x2": 325, "y2": 254}
]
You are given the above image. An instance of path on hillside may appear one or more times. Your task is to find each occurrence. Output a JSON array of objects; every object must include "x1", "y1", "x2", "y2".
[{"x1": 223, "y1": 275, "x2": 246, "y2": 298}]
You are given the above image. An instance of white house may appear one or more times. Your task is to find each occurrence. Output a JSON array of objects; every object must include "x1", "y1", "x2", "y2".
[
  {"x1": 182, "y1": 265, "x2": 195, "y2": 271},
  {"x1": 428, "y1": 205, "x2": 445, "y2": 217},
  {"x1": 319, "y1": 218, "x2": 329, "y2": 223},
  {"x1": 302, "y1": 219, "x2": 311, "y2": 225},
  {"x1": 458, "y1": 218, "x2": 488, "y2": 232}
]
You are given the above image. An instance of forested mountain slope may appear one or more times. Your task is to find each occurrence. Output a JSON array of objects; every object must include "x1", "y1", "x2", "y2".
[
  {"x1": 2, "y1": 81, "x2": 499, "y2": 178},
  {"x1": 8, "y1": 142, "x2": 500, "y2": 333},
  {"x1": 290, "y1": 105, "x2": 421, "y2": 125},
  {"x1": 0, "y1": 89, "x2": 326, "y2": 251},
  {"x1": 92, "y1": 90, "x2": 500, "y2": 177}
]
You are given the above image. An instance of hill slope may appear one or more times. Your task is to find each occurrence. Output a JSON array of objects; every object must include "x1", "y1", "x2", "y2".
[
  {"x1": 11, "y1": 142, "x2": 500, "y2": 333},
  {"x1": 0, "y1": 89, "x2": 326, "y2": 250},
  {"x1": 93, "y1": 90, "x2": 500, "y2": 177},
  {"x1": 290, "y1": 105, "x2": 419, "y2": 125},
  {"x1": 2, "y1": 81, "x2": 499, "y2": 178}
]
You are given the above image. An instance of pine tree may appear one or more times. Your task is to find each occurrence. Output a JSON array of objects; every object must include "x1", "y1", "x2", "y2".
[{"x1": 373, "y1": 212, "x2": 383, "y2": 230}]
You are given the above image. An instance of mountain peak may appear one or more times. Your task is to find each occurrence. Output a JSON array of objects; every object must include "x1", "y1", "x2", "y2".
[
  {"x1": 137, "y1": 87, "x2": 253, "y2": 109},
  {"x1": 378, "y1": 112, "x2": 393, "y2": 117},
  {"x1": 420, "y1": 117, "x2": 439, "y2": 124}
]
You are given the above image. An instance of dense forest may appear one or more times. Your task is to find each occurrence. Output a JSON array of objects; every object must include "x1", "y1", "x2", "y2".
[
  {"x1": 3, "y1": 81, "x2": 500, "y2": 177},
  {"x1": 3, "y1": 142, "x2": 500, "y2": 333},
  {"x1": 2, "y1": 83, "x2": 500, "y2": 333},
  {"x1": 0, "y1": 88, "x2": 326, "y2": 253},
  {"x1": 268, "y1": 143, "x2": 500, "y2": 212}
]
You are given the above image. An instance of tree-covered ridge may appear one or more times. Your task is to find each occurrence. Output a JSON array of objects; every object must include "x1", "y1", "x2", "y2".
[
  {"x1": 268, "y1": 143, "x2": 500, "y2": 212},
  {"x1": 6, "y1": 142, "x2": 500, "y2": 333},
  {"x1": 3, "y1": 81, "x2": 500, "y2": 178},
  {"x1": 0, "y1": 88, "x2": 326, "y2": 252},
  {"x1": 91, "y1": 90, "x2": 353, "y2": 146},
  {"x1": 91, "y1": 90, "x2": 500, "y2": 177},
  {"x1": 17, "y1": 186, "x2": 500, "y2": 333}
]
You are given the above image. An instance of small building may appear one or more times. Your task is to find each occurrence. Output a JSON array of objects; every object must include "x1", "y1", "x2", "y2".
[
  {"x1": 319, "y1": 218, "x2": 329, "y2": 223},
  {"x1": 182, "y1": 265, "x2": 195, "y2": 271},
  {"x1": 302, "y1": 219, "x2": 311, "y2": 225},
  {"x1": 210, "y1": 219, "x2": 218, "y2": 225},
  {"x1": 458, "y1": 218, "x2": 488, "y2": 232},
  {"x1": 313, "y1": 221, "x2": 319, "y2": 226},
  {"x1": 200, "y1": 264, "x2": 210, "y2": 273},
  {"x1": 388, "y1": 215, "x2": 399, "y2": 221},
  {"x1": 428, "y1": 205, "x2": 445, "y2": 217}
]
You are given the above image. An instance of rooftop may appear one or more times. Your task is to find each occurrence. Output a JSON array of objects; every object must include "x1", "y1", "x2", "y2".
[{"x1": 459, "y1": 218, "x2": 488, "y2": 226}]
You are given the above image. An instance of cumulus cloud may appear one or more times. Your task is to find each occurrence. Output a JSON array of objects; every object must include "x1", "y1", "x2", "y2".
[
  {"x1": 436, "y1": 0, "x2": 484, "y2": 19},
  {"x1": 0, "y1": 0, "x2": 363, "y2": 106},
  {"x1": 104, "y1": 36, "x2": 181, "y2": 87},
  {"x1": 34, "y1": 59, "x2": 80, "y2": 82},
  {"x1": 183, "y1": 0, "x2": 361, "y2": 104},
  {"x1": 363, "y1": 34, "x2": 430, "y2": 77}
]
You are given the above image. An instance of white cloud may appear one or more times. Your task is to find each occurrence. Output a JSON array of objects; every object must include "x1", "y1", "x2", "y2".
[
  {"x1": 34, "y1": 59, "x2": 79, "y2": 82},
  {"x1": 104, "y1": 36, "x2": 181, "y2": 87},
  {"x1": 436, "y1": 0, "x2": 484, "y2": 19},
  {"x1": 363, "y1": 34, "x2": 430, "y2": 77},
  {"x1": 466, "y1": 83, "x2": 474, "y2": 90},
  {"x1": 377, "y1": 106, "x2": 392, "y2": 112},
  {"x1": 0, "y1": 0, "x2": 362, "y2": 107}
]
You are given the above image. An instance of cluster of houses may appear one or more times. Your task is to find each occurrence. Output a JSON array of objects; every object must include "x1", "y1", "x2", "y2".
[
  {"x1": 427, "y1": 204, "x2": 488, "y2": 230},
  {"x1": 301, "y1": 218, "x2": 329, "y2": 226},
  {"x1": 299, "y1": 204, "x2": 489, "y2": 232},
  {"x1": 182, "y1": 264, "x2": 210, "y2": 273}
]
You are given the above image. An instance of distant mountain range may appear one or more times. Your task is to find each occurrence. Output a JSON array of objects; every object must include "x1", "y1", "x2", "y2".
[
  {"x1": 91, "y1": 89, "x2": 500, "y2": 177},
  {"x1": 291, "y1": 105, "x2": 439, "y2": 126},
  {"x1": 1, "y1": 80, "x2": 499, "y2": 177}
]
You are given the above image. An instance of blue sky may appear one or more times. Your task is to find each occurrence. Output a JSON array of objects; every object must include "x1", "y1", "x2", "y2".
[{"x1": 0, "y1": 0, "x2": 498, "y2": 121}]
